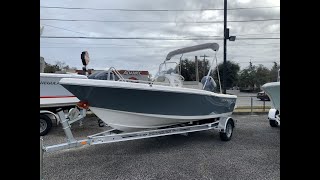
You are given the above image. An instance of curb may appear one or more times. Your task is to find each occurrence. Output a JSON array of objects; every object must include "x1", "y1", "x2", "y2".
[{"x1": 232, "y1": 111, "x2": 268, "y2": 115}]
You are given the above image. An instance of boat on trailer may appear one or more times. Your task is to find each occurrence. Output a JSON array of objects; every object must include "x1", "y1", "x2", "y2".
[
  {"x1": 60, "y1": 43, "x2": 237, "y2": 132},
  {"x1": 40, "y1": 43, "x2": 238, "y2": 179}
]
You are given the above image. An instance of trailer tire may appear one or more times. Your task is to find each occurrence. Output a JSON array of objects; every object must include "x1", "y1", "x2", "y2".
[
  {"x1": 98, "y1": 119, "x2": 105, "y2": 127},
  {"x1": 269, "y1": 110, "x2": 279, "y2": 127},
  {"x1": 219, "y1": 120, "x2": 234, "y2": 141},
  {"x1": 269, "y1": 120, "x2": 278, "y2": 127},
  {"x1": 40, "y1": 114, "x2": 52, "y2": 136}
]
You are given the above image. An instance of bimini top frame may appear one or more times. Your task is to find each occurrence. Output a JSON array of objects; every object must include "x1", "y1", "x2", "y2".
[{"x1": 165, "y1": 43, "x2": 219, "y2": 61}]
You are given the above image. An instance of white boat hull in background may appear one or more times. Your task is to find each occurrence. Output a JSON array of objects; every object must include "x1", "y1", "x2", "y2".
[
  {"x1": 262, "y1": 82, "x2": 280, "y2": 112},
  {"x1": 40, "y1": 73, "x2": 87, "y2": 108}
]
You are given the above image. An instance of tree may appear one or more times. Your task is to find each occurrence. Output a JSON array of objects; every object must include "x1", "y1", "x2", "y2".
[
  {"x1": 269, "y1": 62, "x2": 280, "y2": 82},
  {"x1": 238, "y1": 63, "x2": 278, "y2": 92},
  {"x1": 179, "y1": 58, "x2": 240, "y2": 91},
  {"x1": 179, "y1": 58, "x2": 211, "y2": 81},
  {"x1": 43, "y1": 61, "x2": 70, "y2": 73},
  {"x1": 255, "y1": 64, "x2": 271, "y2": 87},
  {"x1": 212, "y1": 61, "x2": 240, "y2": 90},
  {"x1": 238, "y1": 64, "x2": 257, "y2": 91},
  {"x1": 55, "y1": 61, "x2": 71, "y2": 70},
  {"x1": 180, "y1": 58, "x2": 196, "y2": 81},
  {"x1": 44, "y1": 62, "x2": 60, "y2": 73}
]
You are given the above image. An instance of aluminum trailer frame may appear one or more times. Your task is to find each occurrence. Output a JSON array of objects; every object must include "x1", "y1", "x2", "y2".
[
  {"x1": 40, "y1": 108, "x2": 236, "y2": 179},
  {"x1": 40, "y1": 107, "x2": 84, "y2": 136}
]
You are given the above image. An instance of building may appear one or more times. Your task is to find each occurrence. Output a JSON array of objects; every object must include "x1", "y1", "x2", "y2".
[
  {"x1": 75, "y1": 69, "x2": 93, "y2": 75},
  {"x1": 75, "y1": 69, "x2": 150, "y2": 81},
  {"x1": 117, "y1": 70, "x2": 150, "y2": 81}
]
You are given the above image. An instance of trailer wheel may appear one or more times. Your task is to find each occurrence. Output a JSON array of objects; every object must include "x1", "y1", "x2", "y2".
[
  {"x1": 40, "y1": 114, "x2": 52, "y2": 136},
  {"x1": 98, "y1": 119, "x2": 105, "y2": 127},
  {"x1": 269, "y1": 110, "x2": 279, "y2": 127},
  {"x1": 219, "y1": 120, "x2": 234, "y2": 141},
  {"x1": 269, "y1": 120, "x2": 278, "y2": 127}
]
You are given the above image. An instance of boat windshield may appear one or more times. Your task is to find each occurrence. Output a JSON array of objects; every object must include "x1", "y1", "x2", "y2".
[
  {"x1": 88, "y1": 71, "x2": 119, "y2": 81},
  {"x1": 155, "y1": 62, "x2": 179, "y2": 77}
]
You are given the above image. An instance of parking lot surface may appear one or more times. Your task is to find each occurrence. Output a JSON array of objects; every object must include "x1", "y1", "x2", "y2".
[{"x1": 42, "y1": 114, "x2": 280, "y2": 180}]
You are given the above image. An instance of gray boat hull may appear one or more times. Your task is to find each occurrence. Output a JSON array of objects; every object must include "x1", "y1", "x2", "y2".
[{"x1": 60, "y1": 79, "x2": 237, "y2": 131}]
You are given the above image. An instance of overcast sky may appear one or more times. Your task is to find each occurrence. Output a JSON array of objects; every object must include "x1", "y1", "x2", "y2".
[{"x1": 40, "y1": 0, "x2": 280, "y2": 75}]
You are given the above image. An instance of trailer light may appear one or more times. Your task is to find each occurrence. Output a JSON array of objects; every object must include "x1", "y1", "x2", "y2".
[
  {"x1": 77, "y1": 101, "x2": 89, "y2": 109},
  {"x1": 80, "y1": 141, "x2": 87, "y2": 145}
]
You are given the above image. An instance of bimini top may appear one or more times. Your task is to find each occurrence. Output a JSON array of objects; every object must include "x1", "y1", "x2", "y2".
[{"x1": 165, "y1": 43, "x2": 219, "y2": 61}]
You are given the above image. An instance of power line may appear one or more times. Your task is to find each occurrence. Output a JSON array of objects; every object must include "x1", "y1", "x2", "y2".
[
  {"x1": 40, "y1": 18, "x2": 280, "y2": 23},
  {"x1": 40, "y1": 36, "x2": 224, "y2": 40},
  {"x1": 236, "y1": 33, "x2": 280, "y2": 36},
  {"x1": 41, "y1": 24, "x2": 88, "y2": 35},
  {"x1": 40, "y1": 41, "x2": 280, "y2": 46},
  {"x1": 241, "y1": 43, "x2": 280, "y2": 45},
  {"x1": 229, "y1": 46, "x2": 279, "y2": 48},
  {"x1": 229, "y1": 55, "x2": 279, "y2": 59},
  {"x1": 40, "y1": 46, "x2": 280, "y2": 49},
  {"x1": 40, "y1": 42, "x2": 138, "y2": 45},
  {"x1": 40, "y1": 36, "x2": 279, "y2": 40},
  {"x1": 40, "y1": 5, "x2": 280, "y2": 11},
  {"x1": 237, "y1": 37, "x2": 279, "y2": 40},
  {"x1": 40, "y1": 46, "x2": 172, "y2": 48},
  {"x1": 237, "y1": 61, "x2": 280, "y2": 64},
  {"x1": 40, "y1": 33, "x2": 279, "y2": 41}
]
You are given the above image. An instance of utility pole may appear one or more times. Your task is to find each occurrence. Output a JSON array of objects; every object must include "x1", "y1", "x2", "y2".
[
  {"x1": 200, "y1": 54, "x2": 209, "y2": 76},
  {"x1": 179, "y1": 54, "x2": 183, "y2": 75},
  {"x1": 273, "y1": 61, "x2": 278, "y2": 68},
  {"x1": 195, "y1": 56, "x2": 199, "y2": 82},
  {"x1": 223, "y1": 0, "x2": 227, "y2": 94},
  {"x1": 222, "y1": 0, "x2": 236, "y2": 93}
]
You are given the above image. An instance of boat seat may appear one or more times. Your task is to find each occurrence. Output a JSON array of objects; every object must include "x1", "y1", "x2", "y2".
[{"x1": 155, "y1": 76, "x2": 166, "y2": 82}]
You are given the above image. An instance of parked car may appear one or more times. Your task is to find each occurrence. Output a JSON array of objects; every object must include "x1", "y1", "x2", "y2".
[
  {"x1": 257, "y1": 91, "x2": 270, "y2": 101},
  {"x1": 240, "y1": 87, "x2": 260, "y2": 93}
]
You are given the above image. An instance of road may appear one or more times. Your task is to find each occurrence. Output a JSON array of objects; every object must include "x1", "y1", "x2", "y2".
[
  {"x1": 42, "y1": 114, "x2": 280, "y2": 180},
  {"x1": 227, "y1": 90, "x2": 272, "y2": 107}
]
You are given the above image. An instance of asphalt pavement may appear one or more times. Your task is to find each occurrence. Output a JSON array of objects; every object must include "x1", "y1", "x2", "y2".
[{"x1": 42, "y1": 114, "x2": 280, "y2": 180}]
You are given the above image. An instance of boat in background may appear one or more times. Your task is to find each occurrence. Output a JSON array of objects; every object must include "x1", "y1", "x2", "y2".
[
  {"x1": 40, "y1": 24, "x2": 90, "y2": 136},
  {"x1": 261, "y1": 69, "x2": 280, "y2": 112},
  {"x1": 60, "y1": 43, "x2": 237, "y2": 132},
  {"x1": 261, "y1": 69, "x2": 280, "y2": 127},
  {"x1": 261, "y1": 81, "x2": 280, "y2": 112},
  {"x1": 40, "y1": 73, "x2": 87, "y2": 109}
]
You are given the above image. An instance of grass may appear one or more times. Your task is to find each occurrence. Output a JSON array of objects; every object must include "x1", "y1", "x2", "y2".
[
  {"x1": 236, "y1": 106, "x2": 271, "y2": 109},
  {"x1": 234, "y1": 106, "x2": 270, "y2": 113}
]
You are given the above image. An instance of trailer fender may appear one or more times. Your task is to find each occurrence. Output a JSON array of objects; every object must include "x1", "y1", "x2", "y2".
[
  {"x1": 217, "y1": 117, "x2": 235, "y2": 132},
  {"x1": 268, "y1": 108, "x2": 278, "y2": 121},
  {"x1": 40, "y1": 110, "x2": 60, "y2": 124}
]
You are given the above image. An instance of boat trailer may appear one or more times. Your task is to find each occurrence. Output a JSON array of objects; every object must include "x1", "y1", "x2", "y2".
[{"x1": 40, "y1": 108, "x2": 236, "y2": 179}]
